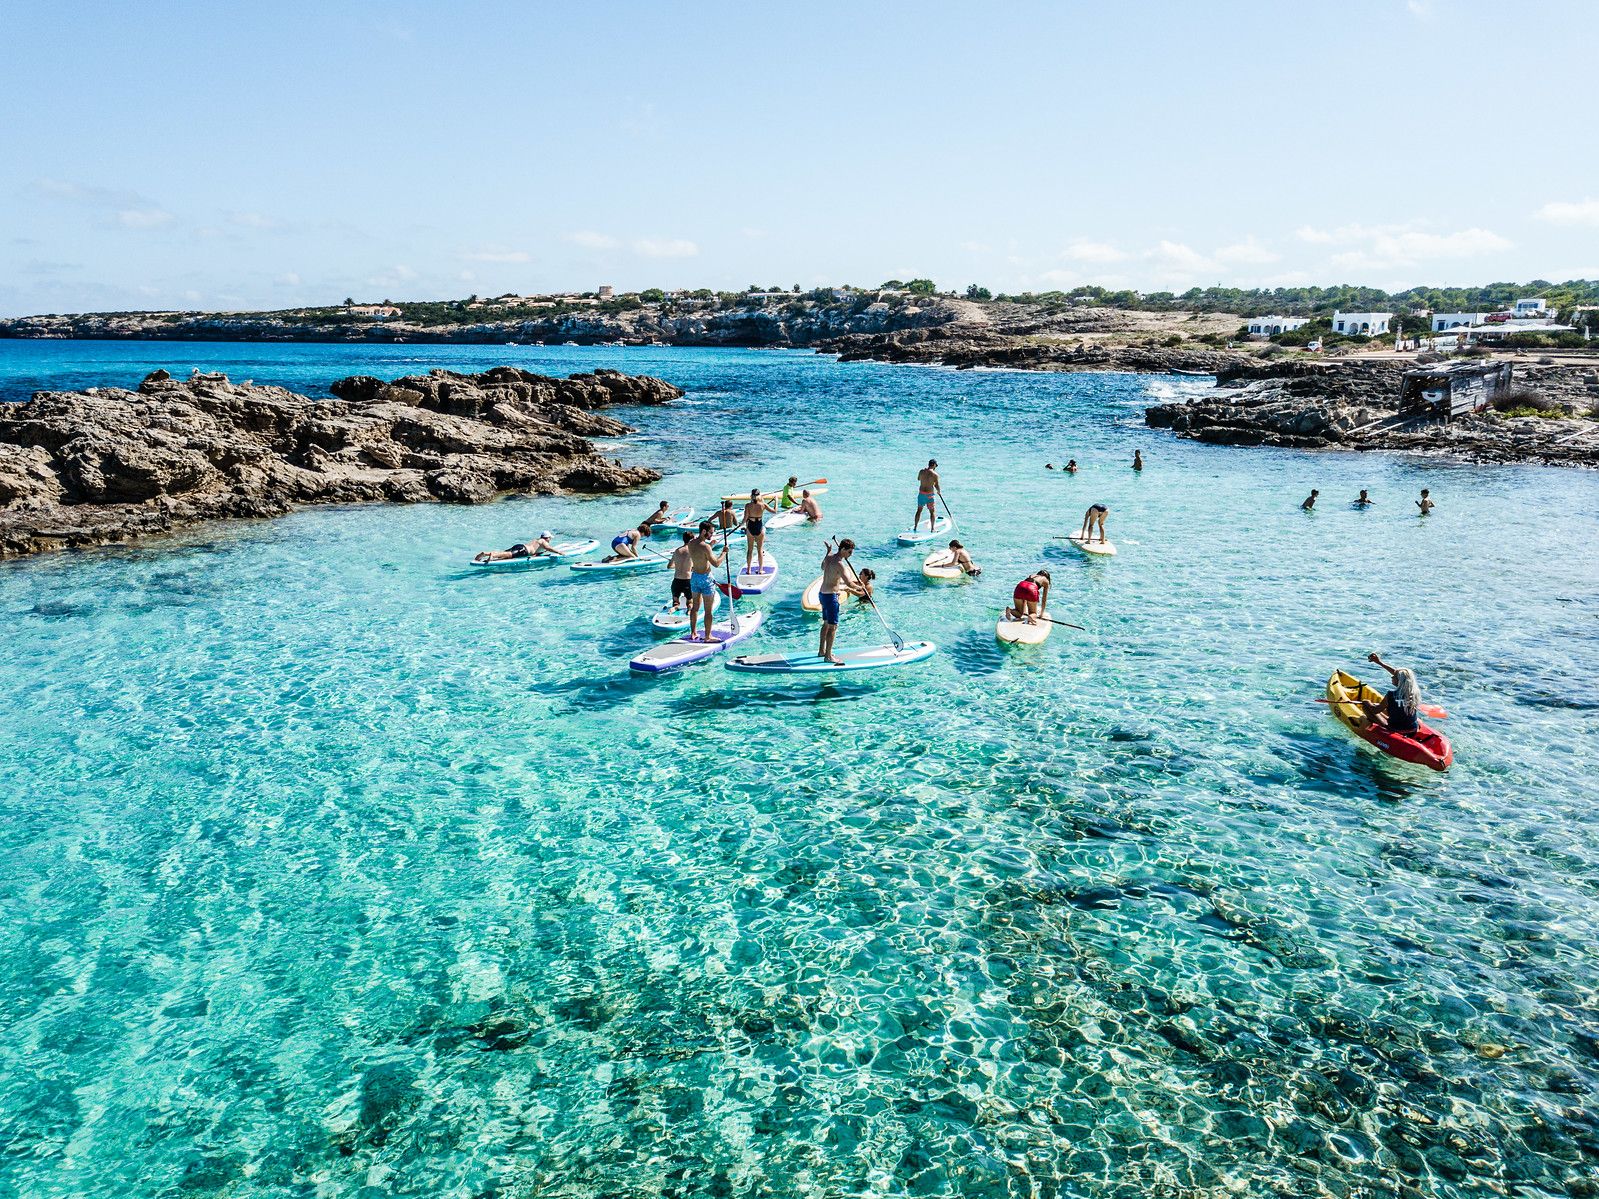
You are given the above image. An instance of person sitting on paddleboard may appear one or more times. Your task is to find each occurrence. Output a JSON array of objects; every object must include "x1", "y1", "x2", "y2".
[
  {"x1": 1416, "y1": 488, "x2": 1434, "y2": 515},
  {"x1": 779, "y1": 476, "x2": 800, "y2": 509},
  {"x1": 942, "y1": 539, "x2": 981, "y2": 577},
  {"x1": 604, "y1": 525, "x2": 649, "y2": 563},
  {"x1": 1363, "y1": 652, "x2": 1421, "y2": 733},
  {"x1": 1302, "y1": 489, "x2": 1319, "y2": 511},
  {"x1": 1065, "y1": 459, "x2": 1078, "y2": 474},
  {"x1": 474, "y1": 531, "x2": 558, "y2": 563},
  {"x1": 687, "y1": 521, "x2": 727, "y2": 642},
  {"x1": 817, "y1": 539, "x2": 855, "y2": 665},
  {"x1": 799, "y1": 489, "x2": 823, "y2": 523},
  {"x1": 743, "y1": 488, "x2": 776, "y2": 570},
  {"x1": 1353, "y1": 489, "x2": 1373, "y2": 508},
  {"x1": 1007, "y1": 570, "x2": 1051, "y2": 626},
  {"x1": 1133, "y1": 450, "x2": 1144, "y2": 472},
  {"x1": 642, "y1": 501, "x2": 672, "y2": 531},
  {"x1": 668, "y1": 532, "x2": 694, "y2": 612},
  {"x1": 913, "y1": 459, "x2": 941, "y2": 533},
  {"x1": 1080, "y1": 504, "x2": 1108, "y2": 543},
  {"x1": 715, "y1": 499, "x2": 738, "y2": 537}
]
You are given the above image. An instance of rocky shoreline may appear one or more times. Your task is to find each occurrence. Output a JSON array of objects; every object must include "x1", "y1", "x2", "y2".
[
  {"x1": 817, "y1": 325, "x2": 1249, "y2": 375},
  {"x1": 0, "y1": 366, "x2": 680, "y2": 559}
]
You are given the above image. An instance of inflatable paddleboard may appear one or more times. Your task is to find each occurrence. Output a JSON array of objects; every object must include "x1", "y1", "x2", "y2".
[
  {"x1": 629, "y1": 609, "x2": 765, "y2": 673},
  {"x1": 922, "y1": 550, "x2": 965, "y2": 581},
  {"x1": 765, "y1": 509, "x2": 810, "y2": 531},
  {"x1": 997, "y1": 609, "x2": 1052, "y2": 645},
  {"x1": 649, "y1": 508, "x2": 695, "y2": 535},
  {"x1": 721, "y1": 483, "x2": 828, "y2": 503},
  {"x1": 1066, "y1": 533, "x2": 1117, "y2": 557},
  {"x1": 649, "y1": 587, "x2": 721, "y2": 633},
  {"x1": 897, "y1": 517, "x2": 952, "y2": 545},
  {"x1": 472, "y1": 539, "x2": 598, "y2": 568},
  {"x1": 570, "y1": 552, "x2": 672, "y2": 574},
  {"x1": 726, "y1": 640, "x2": 937, "y2": 674},
  {"x1": 735, "y1": 554, "x2": 780, "y2": 594},
  {"x1": 801, "y1": 574, "x2": 825, "y2": 612}
]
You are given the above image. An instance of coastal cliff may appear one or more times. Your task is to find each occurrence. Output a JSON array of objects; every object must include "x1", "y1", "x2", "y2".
[{"x1": 0, "y1": 366, "x2": 681, "y2": 558}]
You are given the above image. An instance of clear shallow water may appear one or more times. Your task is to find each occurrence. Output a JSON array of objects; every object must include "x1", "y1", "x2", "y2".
[{"x1": 1, "y1": 341, "x2": 1597, "y2": 1198}]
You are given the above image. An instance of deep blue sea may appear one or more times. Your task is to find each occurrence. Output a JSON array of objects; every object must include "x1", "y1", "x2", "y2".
[{"x1": 1, "y1": 340, "x2": 1597, "y2": 1198}]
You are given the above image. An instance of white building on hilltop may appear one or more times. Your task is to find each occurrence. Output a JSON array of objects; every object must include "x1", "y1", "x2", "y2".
[
  {"x1": 1432, "y1": 312, "x2": 1487, "y2": 331},
  {"x1": 1246, "y1": 315, "x2": 1310, "y2": 336},
  {"x1": 1332, "y1": 310, "x2": 1392, "y2": 337},
  {"x1": 1512, "y1": 298, "x2": 1548, "y2": 318}
]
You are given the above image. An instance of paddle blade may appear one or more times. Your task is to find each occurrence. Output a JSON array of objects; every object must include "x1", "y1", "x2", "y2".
[{"x1": 716, "y1": 583, "x2": 744, "y2": 599}]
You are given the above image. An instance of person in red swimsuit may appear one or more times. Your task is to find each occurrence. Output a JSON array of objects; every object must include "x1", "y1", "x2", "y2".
[{"x1": 1007, "y1": 569, "x2": 1051, "y2": 625}]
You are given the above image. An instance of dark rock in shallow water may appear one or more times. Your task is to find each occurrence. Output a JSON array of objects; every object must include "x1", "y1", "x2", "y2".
[{"x1": 0, "y1": 365, "x2": 682, "y2": 558}]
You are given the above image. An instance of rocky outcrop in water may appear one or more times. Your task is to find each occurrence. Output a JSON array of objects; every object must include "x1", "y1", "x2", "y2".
[
  {"x1": 0, "y1": 366, "x2": 681, "y2": 558},
  {"x1": 819, "y1": 325, "x2": 1248, "y2": 375}
]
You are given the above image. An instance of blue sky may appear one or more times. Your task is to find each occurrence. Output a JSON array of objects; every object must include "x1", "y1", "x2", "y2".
[{"x1": 3, "y1": 0, "x2": 1597, "y2": 315}]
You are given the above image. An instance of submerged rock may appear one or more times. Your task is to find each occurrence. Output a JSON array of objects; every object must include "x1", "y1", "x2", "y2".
[{"x1": 0, "y1": 365, "x2": 682, "y2": 558}]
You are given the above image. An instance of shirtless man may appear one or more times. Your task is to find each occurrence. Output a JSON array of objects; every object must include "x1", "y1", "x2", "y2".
[
  {"x1": 1353, "y1": 489, "x2": 1373, "y2": 508},
  {"x1": 1416, "y1": 488, "x2": 1434, "y2": 515},
  {"x1": 687, "y1": 521, "x2": 728, "y2": 642},
  {"x1": 817, "y1": 539, "x2": 856, "y2": 664},
  {"x1": 913, "y1": 459, "x2": 942, "y2": 533},
  {"x1": 1080, "y1": 504, "x2": 1109, "y2": 543},
  {"x1": 667, "y1": 532, "x2": 694, "y2": 612},
  {"x1": 474, "y1": 530, "x2": 558, "y2": 563},
  {"x1": 799, "y1": 489, "x2": 823, "y2": 523},
  {"x1": 1301, "y1": 489, "x2": 1319, "y2": 512},
  {"x1": 1133, "y1": 450, "x2": 1144, "y2": 472},
  {"x1": 1065, "y1": 459, "x2": 1078, "y2": 474},
  {"x1": 714, "y1": 499, "x2": 739, "y2": 538},
  {"x1": 742, "y1": 488, "x2": 776, "y2": 570},
  {"x1": 604, "y1": 525, "x2": 650, "y2": 562}
]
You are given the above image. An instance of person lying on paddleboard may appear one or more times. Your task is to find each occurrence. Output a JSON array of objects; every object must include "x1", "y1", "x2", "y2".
[
  {"x1": 668, "y1": 532, "x2": 694, "y2": 612},
  {"x1": 687, "y1": 522, "x2": 727, "y2": 641},
  {"x1": 817, "y1": 539, "x2": 856, "y2": 665},
  {"x1": 1353, "y1": 489, "x2": 1373, "y2": 508},
  {"x1": 938, "y1": 539, "x2": 981, "y2": 576},
  {"x1": 641, "y1": 501, "x2": 673, "y2": 531},
  {"x1": 1133, "y1": 450, "x2": 1144, "y2": 472},
  {"x1": 1301, "y1": 490, "x2": 1319, "y2": 511},
  {"x1": 799, "y1": 489, "x2": 823, "y2": 523},
  {"x1": 474, "y1": 531, "x2": 558, "y2": 563},
  {"x1": 1080, "y1": 504, "x2": 1109, "y2": 543},
  {"x1": 1007, "y1": 570, "x2": 1051, "y2": 626},
  {"x1": 779, "y1": 476, "x2": 800, "y2": 509},
  {"x1": 604, "y1": 525, "x2": 649, "y2": 563},
  {"x1": 743, "y1": 489, "x2": 776, "y2": 570},
  {"x1": 1362, "y1": 652, "x2": 1422, "y2": 733},
  {"x1": 1416, "y1": 488, "x2": 1434, "y2": 515},
  {"x1": 913, "y1": 459, "x2": 941, "y2": 533}
]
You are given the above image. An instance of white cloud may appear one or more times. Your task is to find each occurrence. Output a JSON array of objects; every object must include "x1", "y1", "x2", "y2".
[
  {"x1": 566, "y1": 231, "x2": 621, "y2": 250},
  {"x1": 115, "y1": 208, "x2": 176, "y2": 229},
  {"x1": 1295, "y1": 226, "x2": 1337, "y2": 244},
  {"x1": 1214, "y1": 238, "x2": 1280, "y2": 266},
  {"x1": 1147, "y1": 240, "x2": 1210, "y2": 271},
  {"x1": 462, "y1": 247, "x2": 532, "y2": 263},
  {"x1": 633, "y1": 237, "x2": 698, "y2": 259},
  {"x1": 1063, "y1": 239, "x2": 1126, "y2": 264},
  {"x1": 1299, "y1": 222, "x2": 1511, "y2": 271},
  {"x1": 275, "y1": 272, "x2": 301, "y2": 286},
  {"x1": 1536, "y1": 198, "x2": 1599, "y2": 226},
  {"x1": 229, "y1": 211, "x2": 279, "y2": 230}
]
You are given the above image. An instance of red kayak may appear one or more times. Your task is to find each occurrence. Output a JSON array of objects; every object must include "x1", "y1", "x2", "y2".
[{"x1": 1326, "y1": 670, "x2": 1452, "y2": 772}]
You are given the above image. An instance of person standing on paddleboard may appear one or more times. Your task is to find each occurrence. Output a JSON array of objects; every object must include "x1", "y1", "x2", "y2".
[
  {"x1": 817, "y1": 539, "x2": 855, "y2": 665},
  {"x1": 913, "y1": 460, "x2": 942, "y2": 534},
  {"x1": 687, "y1": 522, "x2": 727, "y2": 642},
  {"x1": 743, "y1": 488, "x2": 776, "y2": 571},
  {"x1": 1007, "y1": 570, "x2": 1050, "y2": 626},
  {"x1": 1080, "y1": 504, "x2": 1109, "y2": 543},
  {"x1": 667, "y1": 532, "x2": 694, "y2": 613}
]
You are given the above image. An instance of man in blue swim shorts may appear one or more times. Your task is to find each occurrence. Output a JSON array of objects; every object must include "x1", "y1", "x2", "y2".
[
  {"x1": 816, "y1": 538, "x2": 855, "y2": 665},
  {"x1": 913, "y1": 459, "x2": 941, "y2": 533},
  {"x1": 687, "y1": 521, "x2": 727, "y2": 642}
]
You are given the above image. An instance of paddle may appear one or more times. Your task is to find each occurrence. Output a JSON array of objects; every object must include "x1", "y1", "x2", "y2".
[
  {"x1": 1316, "y1": 698, "x2": 1448, "y2": 719},
  {"x1": 937, "y1": 487, "x2": 956, "y2": 529},
  {"x1": 721, "y1": 526, "x2": 740, "y2": 639},
  {"x1": 838, "y1": 548, "x2": 904, "y2": 653},
  {"x1": 999, "y1": 609, "x2": 1085, "y2": 632}
]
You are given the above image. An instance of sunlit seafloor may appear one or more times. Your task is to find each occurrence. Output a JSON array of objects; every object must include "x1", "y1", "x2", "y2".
[{"x1": 1, "y1": 342, "x2": 1596, "y2": 1197}]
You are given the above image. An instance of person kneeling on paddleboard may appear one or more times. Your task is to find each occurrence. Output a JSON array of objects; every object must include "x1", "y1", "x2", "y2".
[
  {"x1": 799, "y1": 490, "x2": 823, "y2": 524},
  {"x1": 944, "y1": 539, "x2": 980, "y2": 577},
  {"x1": 1007, "y1": 570, "x2": 1050, "y2": 626},
  {"x1": 1363, "y1": 652, "x2": 1421, "y2": 733},
  {"x1": 668, "y1": 532, "x2": 694, "y2": 612},
  {"x1": 474, "y1": 531, "x2": 557, "y2": 563},
  {"x1": 604, "y1": 525, "x2": 649, "y2": 563},
  {"x1": 817, "y1": 539, "x2": 855, "y2": 665},
  {"x1": 641, "y1": 501, "x2": 672, "y2": 531},
  {"x1": 687, "y1": 522, "x2": 728, "y2": 642}
]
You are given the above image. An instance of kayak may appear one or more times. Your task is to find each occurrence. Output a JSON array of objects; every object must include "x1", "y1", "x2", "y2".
[
  {"x1": 648, "y1": 507, "x2": 695, "y2": 535},
  {"x1": 897, "y1": 517, "x2": 952, "y2": 545},
  {"x1": 997, "y1": 610, "x2": 1052, "y2": 645},
  {"x1": 922, "y1": 550, "x2": 965, "y2": 581},
  {"x1": 1325, "y1": 669, "x2": 1453, "y2": 772},
  {"x1": 801, "y1": 574, "x2": 826, "y2": 612},
  {"x1": 570, "y1": 552, "x2": 672, "y2": 574},
  {"x1": 629, "y1": 609, "x2": 765, "y2": 673},
  {"x1": 726, "y1": 640, "x2": 937, "y2": 674},
  {"x1": 720, "y1": 481, "x2": 828, "y2": 503},
  {"x1": 1066, "y1": 533, "x2": 1117, "y2": 557},
  {"x1": 735, "y1": 554, "x2": 780, "y2": 594},
  {"x1": 649, "y1": 587, "x2": 721, "y2": 633},
  {"x1": 472, "y1": 539, "x2": 598, "y2": 568}
]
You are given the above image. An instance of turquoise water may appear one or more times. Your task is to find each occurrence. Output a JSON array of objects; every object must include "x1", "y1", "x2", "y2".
[{"x1": 2, "y1": 341, "x2": 1598, "y2": 1197}]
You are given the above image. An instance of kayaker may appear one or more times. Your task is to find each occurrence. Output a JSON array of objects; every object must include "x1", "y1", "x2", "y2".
[
  {"x1": 1065, "y1": 459, "x2": 1078, "y2": 474},
  {"x1": 1133, "y1": 450, "x2": 1144, "y2": 472},
  {"x1": 1302, "y1": 489, "x2": 1319, "y2": 511},
  {"x1": 940, "y1": 539, "x2": 981, "y2": 577},
  {"x1": 687, "y1": 522, "x2": 728, "y2": 642},
  {"x1": 667, "y1": 532, "x2": 694, "y2": 613},
  {"x1": 641, "y1": 500, "x2": 672, "y2": 531},
  {"x1": 779, "y1": 476, "x2": 801, "y2": 509},
  {"x1": 1353, "y1": 490, "x2": 1373, "y2": 508},
  {"x1": 743, "y1": 488, "x2": 776, "y2": 571},
  {"x1": 1080, "y1": 504, "x2": 1109, "y2": 543},
  {"x1": 913, "y1": 459, "x2": 942, "y2": 534},
  {"x1": 1363, "y1": 652, "x2": 1422, "y2": 733},
  {"x1": 799, "y1": 489, "x2": 823, "y2": 523},
  {"x1": 1006, "y1": 569, "x2": 1051, "y2": 625},
  {"x1": 474, "y1": 531, "x2": 558, "y2": 563},
  {"x1": 817, "y1": 539, "x2": 856, "y2": 665},
  {"x1": 603, "y1": 525, "x2": 649, "y2": 563},
  {"x1": 1416, "y1": 488, "x2": 1435, "y2": 515}
]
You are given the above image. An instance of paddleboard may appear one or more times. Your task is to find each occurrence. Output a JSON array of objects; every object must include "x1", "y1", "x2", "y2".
[
  {"x1": 997, "y1": 609, "x2": 1052, "y2": 645},
  {"x1": 765, "y1": 508, "x2": 810, "y2": 531},
  {"x1": 570, "y1": 552, "x2": 672, "y2": 574},
  {"x1": 922, "y1": 550, "x2": 964, "y2": 581},
  {"x1": 726, "y1": 640, "x2": 938, "y2": 674},
  {"x1": 649, "y1": 507, "x2": 695, "y2": 535},
  {"x1": 735, "y1": 553, "x2": 780, "y2": 594},
  {"x1": 897, "y1": 516, "x2": 952, "y2": 545},
  {"x1": 1066, "y1": 533, "x2": 1117, "y2": 557},
  {"x1": 472, "y1": 539, "x2": 598, "y2": 568},
  {"x1": 801, "y1": 574, "x2": 825, "y2": 612},
  {"x1": 629, "y1": 609, "x2": 765, "y2": 673},
  {"x1": 650, "y1": 587, "x2": 721, "y2": 632},
  {"x1": 721, "y1": 482, "x2": 828, "y2": 503}
]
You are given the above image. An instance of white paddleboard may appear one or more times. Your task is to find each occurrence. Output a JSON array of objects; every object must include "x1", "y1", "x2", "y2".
[
  {"x1": 570, "y1": 552, "x2": 672, "y2": 574},
  {"x1": 997, "y1": 610, "x2": 1052, "y2": 645},
  {"x1": 735, "y1": 553, "x2": 780, "y2": 594},
  {"x1": 648, "y1": 508, "x2": 695, "y2": 535},
  {"x1": 629, "y1": 609, "x2": 765, "y2": 673},
  {"x1": 922, "y1": 550, "x2": 964, "y2": 581},
  {"x1": 898, "y1": 516, "x2": 953, "y2": 545},
  {"x1": 722, "y1": 483, "x2": 828, "y2": 502},
  {"x1": 1066, "y1": 533, "x2": 1117, "y2": 557},
  {"x1": 727, "y1": 640, "x2": 937, "y2": 674},
  {"x1": 765, "y1": 509, "x2": 809, "y2": 531},
  {"x1": 650, "y1": 586, "x2": 721, "y2": 632},
  {"x1": 472, "y1": 539, "x2": 598, "y2": 568}
]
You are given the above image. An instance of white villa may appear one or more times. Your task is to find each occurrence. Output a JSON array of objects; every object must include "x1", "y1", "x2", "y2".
[
  {"x1": 1246, "y1": 315, "x2": 1310, "y2": 336},
  {"x1": 1512, "y1": 298, "x2": 1548, "y2": 318},
  {"x1": 1332, "y1": 310, "x2": 1392, "y2": 337},
  {"x1": 1432, "y1": 312, "x2": 1487, "y2": 331}
]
